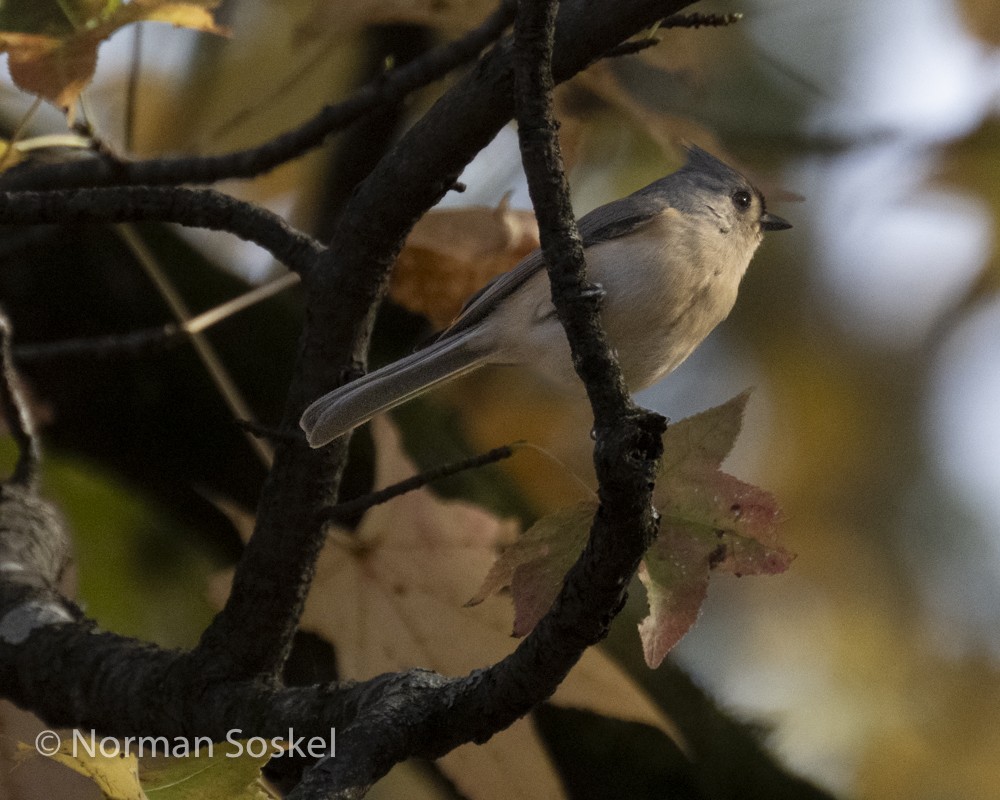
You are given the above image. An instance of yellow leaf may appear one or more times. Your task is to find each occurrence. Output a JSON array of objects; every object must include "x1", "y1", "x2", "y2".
[
  {"x1": 140, "y1": 739, "x2": 281, "y2": 799},
  {"x1": 18, "y1": 737, "x2": 145, "y2": 800},
  {"x1": 112, "y1": 1, "x2": 222, "y2": 30}
]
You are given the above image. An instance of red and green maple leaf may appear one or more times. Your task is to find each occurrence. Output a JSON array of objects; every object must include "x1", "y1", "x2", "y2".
[{"x1": 470, "y1": 391, "x2": 794, "y2": 667}]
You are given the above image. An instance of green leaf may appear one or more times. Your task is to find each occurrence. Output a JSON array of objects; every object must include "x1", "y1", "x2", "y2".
[{"x1": 140, "y1": 740, "x2": 281, "y2": 799}]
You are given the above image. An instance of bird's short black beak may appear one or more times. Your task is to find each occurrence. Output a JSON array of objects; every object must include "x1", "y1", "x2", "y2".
[{"x1": 760, "y1": 212, "x2": 792, "y2": 232}]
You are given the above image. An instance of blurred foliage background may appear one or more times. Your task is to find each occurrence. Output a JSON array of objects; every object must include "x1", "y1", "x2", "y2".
[{"x1": 1, "y1": 0, "x2": 999, "y2": 797}]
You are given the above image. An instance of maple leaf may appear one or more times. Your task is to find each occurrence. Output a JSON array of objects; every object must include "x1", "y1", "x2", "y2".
[
  {"x1": 0, "y1": 0, "x2": 225, "y2": 115},
  {"x1": 210, "y1": 416, "x2": 680, "y2": 800},
  {"x1": 468, "y1": 501, "x2": 592, "y2": 637},
  {"x1": 641, "y1": 391, "x2": 792, "y2": 667},
  {"x1": 471, "y1": 392, "x2": 793, "y2": 669}
]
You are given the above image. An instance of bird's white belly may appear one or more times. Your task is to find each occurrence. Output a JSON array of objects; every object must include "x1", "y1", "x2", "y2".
[{"x1": 496, "y1": 227, "x2": 747, "y2": 392}]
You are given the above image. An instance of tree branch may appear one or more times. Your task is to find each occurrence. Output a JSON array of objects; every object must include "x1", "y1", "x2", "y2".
[
  {"x1": 0, "y1": 0, "x2": 694, "y2": 776},
  {"x1": 0, "y1": 187, "x2": 325, "y2": 276},
  {"x1": 322, "y1": 444, "x2": 517, "y2": 523},
  {"x1": 193, "y1": 0, "x2": 691, "y2": 692},
  {"x1": 0, "y1": 1, "x2": 518, "y2": 192},
  {"x1": 0, "y1": 313, "x2": 359, "y2": 749},
  {"x1": 0, "y1": 589, "x2": 396, "y2": 749},
  {"x1": 13, "y1": 325, "x2": 183, "y2": 362},
  {"x1": 290, "y1": 0, "x2": 666, "y2": 794}
]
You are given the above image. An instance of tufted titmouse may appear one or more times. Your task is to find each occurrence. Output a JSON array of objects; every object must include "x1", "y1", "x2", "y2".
[{"x1": 301, "y1": 146, "x2": 790, "y2": 447}]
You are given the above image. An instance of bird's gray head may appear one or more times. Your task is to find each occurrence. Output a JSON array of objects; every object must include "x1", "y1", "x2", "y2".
[{"x1": 642, "y1": 145, "x2": 791, "y2": 245}]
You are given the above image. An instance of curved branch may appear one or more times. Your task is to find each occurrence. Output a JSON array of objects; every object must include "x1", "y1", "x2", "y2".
[
  {"x1": 291, "y1": 0, "x2": 666, "y2": 794},
  {"x1": 0, "y1": 187, "x2": 326, "y2": 276},
  {"x1": 195, "y1": 0, "x2": 692, "y2": 688},
  {"x1": 0, "y1": 1, "x2": 517, "y2": 192},
  {"x1": 0, "y1": 589, "x2": 381, "y2": 748}
]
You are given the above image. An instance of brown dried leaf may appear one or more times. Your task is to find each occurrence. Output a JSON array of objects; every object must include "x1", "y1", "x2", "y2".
[
  {"x1": 210, "y1": 416, "x2": 681, "y2": 799},
  {"x1": 0, "y1": 1, "x2": 225, "y2": 114},
  {"x1": 390, "y1": 202, "x2": 539, "y2": 329}
]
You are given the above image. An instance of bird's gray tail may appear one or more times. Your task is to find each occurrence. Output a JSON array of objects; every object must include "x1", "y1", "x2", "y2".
[{"x1": 300, "y1": 335, "x2": 488, "y2": 448}]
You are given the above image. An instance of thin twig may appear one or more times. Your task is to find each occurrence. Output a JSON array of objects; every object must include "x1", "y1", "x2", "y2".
[
  {"x1": 124, "y1": 24, "x2": 143, "y2": 153},
  {"x1": 234, "y1": 418, "x2": 302, "y2": 444},
  {"x1": 0, "y1": 308, "x2": 40, "y2": 487},
  {"x1": 12, "y1": 271, "x2": 301, "y2": 363},
  {"x1": 116, "y1": 224, "x2": 275, "y2": 468},
  {"x1": 185, "y1": 272, "x2": 300, "y2": 334},
  {"x1": 323, "y1": 444, "x2": 518, "y2": 522},
  {"x1": 13, "y1": 325, "x2": 182, "y2": 362},
  {"x1": 661, "y1": 11, "x2": 743, "y2": 29},
  {"x1": 603, "y1": 37, "x2": 661, "y2": 58}
]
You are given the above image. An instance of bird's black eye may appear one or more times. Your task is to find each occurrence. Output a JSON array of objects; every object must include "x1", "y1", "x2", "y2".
[{"x1": 731, "y1": 190, "x2": 752, "y2": 211}]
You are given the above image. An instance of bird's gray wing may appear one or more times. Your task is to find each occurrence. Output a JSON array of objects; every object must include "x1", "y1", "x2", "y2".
[
  {"x1": 438, "y1": 195, "x2": 666, "y2": 339},
  {"x1": 578, "y1": 194, "x2": 667, "y2": 246}
]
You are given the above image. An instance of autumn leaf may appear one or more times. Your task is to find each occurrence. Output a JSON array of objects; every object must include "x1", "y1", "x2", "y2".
[
  {"x1": 17, "y1": 738, "x2": 144, "y2": 800},
  {"x1": 139, "y1": 740, "x2": 282, "y2": 799},
  {"x1": 644, "y1": 391, "x2": 792, "y2": 665},
  {"x1": 468, "y1": 501, "x2": 592, "y2": 637},
  {"x1": 19, "y1": 735, "x2": 282, "y2": 800},
  {"x1": 0, "y1": 0, "x2": 226, "y2": 114},
  {"x1": 471, "y1": 392, "x2": 793, "y2": 669},
  {"x1": 391, "y1": 200, "x2": 539, "y2": 329},
  {"x1": 210, "y1": 416, "x2": 681, "y2": 800}
]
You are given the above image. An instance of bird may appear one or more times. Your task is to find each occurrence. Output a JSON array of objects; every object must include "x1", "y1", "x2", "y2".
[{"x1": 301, "y1": 145, "x2": 791, "y2": 447}]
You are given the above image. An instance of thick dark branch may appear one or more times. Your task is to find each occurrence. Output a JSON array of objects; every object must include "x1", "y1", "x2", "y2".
[
  {"x1": 0, "y1": 315, "x2": 358, "y2": 750},
  {"x1": 0, "y1": 2, "x2": 517, "y2": 192},
  {"x1": 292, "y1": 0, "x2": 666, "y2": 795},
  {"x1": 0, "y1": 313, "x2": 74, "y2": 652},
  {"x1": 0, "y1": 187, "x2": 325, "y2": 276},
  {"x1": 0, "y1": 589, "x2": 379, "y2": 746},
  {"x1": 194, "y1": 0, "x2": 691, "y2": 701}
]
